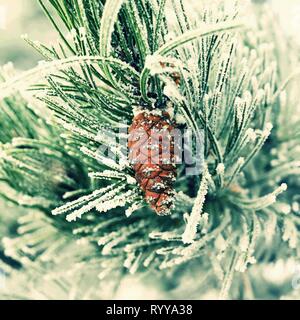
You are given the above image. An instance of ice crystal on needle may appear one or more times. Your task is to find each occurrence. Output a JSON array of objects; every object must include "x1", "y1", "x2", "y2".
[{"x1": 182, "y1": 165, "x2": 210, "y2": 244}]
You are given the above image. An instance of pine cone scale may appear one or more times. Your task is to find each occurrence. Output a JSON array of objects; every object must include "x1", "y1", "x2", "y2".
[{"x1": 128, "y1": 111, "x2": 177, "y2": 215}]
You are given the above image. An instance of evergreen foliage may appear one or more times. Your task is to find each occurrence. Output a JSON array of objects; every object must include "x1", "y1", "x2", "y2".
[{"x1": 1, "y1": 0, "x2": 300, "y2": 299}]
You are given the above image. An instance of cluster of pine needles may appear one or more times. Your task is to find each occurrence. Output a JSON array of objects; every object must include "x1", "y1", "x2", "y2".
[{"x1": 0, "y1": 0, "x2": 300, "y2": 299}]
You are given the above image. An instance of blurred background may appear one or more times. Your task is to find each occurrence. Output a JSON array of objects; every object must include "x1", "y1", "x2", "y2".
[{"x1": 0, "y1": 0, "x2": 57, "y2": 69}]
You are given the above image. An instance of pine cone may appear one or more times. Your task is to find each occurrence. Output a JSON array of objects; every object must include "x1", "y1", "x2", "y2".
[{"x1": 128, "y1": 111, "x2": 177, "y2": 215}]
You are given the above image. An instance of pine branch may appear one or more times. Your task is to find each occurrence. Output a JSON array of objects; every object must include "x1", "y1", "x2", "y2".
[{"x1": 1, "y1": 0, "x2": 300, "y2": 299}]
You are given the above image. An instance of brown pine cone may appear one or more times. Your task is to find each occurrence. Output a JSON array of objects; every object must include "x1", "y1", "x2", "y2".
[{"x1": 128, "y1": 111, "x2": 177, "y2": 215}]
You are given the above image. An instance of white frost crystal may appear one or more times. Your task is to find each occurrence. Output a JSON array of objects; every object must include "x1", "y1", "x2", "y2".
[
  {"x1": 182, "y1": 165, "x2": 210, "y2": 244},
  {"x1": 282, "y1": 219, "x2": 298, "y2": 249},
  {"x1": 216, "y1": 163, "x2": 225, "y2": 175}
]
